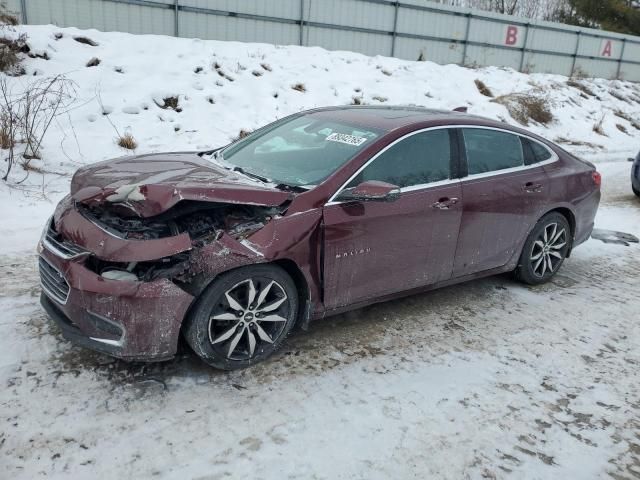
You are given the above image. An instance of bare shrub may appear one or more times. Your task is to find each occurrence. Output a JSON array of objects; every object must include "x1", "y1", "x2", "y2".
[
  {"x1": 474, "y1": 79, "x2": 493, "y2": 97},
  {"x1": 492, "y1": 93, "x2": 553, "y2": 126},
  {"x1": 616, "y1": 124, "x2": 628, "y2": 134},
  {"x1": 251, "y1": 70, "x2": 263, "y2": 77},
  {"x1": 351, "y1": 95, "x2": 365, "y2": 105},
  {"x1": 570, "y1": 66, "x2": 588, "y2": 79},
  {"x1": 291, "y1": 83, "x2": 306, "y2": 92},
  {"x1": 0, "y1": 10, "x2": 27, "y2": 75},
  {"x1": 73, "y1": 36, "x2": 98, "y2": 46},
  {"x1": 117, "y1": 132, "x2": 137, "y2": 150},
  {"x1": 0, "y1": 75, "x2": 76, "y2": 180},
  {"x1": 372, "y1": 95, "x2": 388, "y2": 102},
  {"x1": 86, "y1": 57, "x2": 100, "y2": 67},
  {"x1": 260, "y1": 63, "x2": 272, "y2": 72},
  {"x1": 417, "y1": 51, "x2": 426, "y2": 62},
  {"x1": 381, "y1": 69, "x2": 392, "y2": 76}
]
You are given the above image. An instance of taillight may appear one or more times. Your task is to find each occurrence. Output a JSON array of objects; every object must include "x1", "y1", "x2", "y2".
[{"x1": 592, "y1": 171, "x2": 601, "y2": 187}]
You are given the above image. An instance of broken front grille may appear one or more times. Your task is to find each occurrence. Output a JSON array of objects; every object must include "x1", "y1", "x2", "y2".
[
  {"x1": 39, "y1": 256, "x2": 70, "y2": 304},
  {"x1": 43, "y1": 220, "x2": 88, "y2": 259}
]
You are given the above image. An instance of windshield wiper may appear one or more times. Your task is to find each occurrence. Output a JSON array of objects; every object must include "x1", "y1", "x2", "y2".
[{"x1": 232, "y1": 166, "x2": 271, "y2": 183}]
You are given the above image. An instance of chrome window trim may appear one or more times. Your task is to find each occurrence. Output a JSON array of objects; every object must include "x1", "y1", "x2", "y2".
[{"x1": 326, "y1": 124, "x2": 559, "y2": 206}]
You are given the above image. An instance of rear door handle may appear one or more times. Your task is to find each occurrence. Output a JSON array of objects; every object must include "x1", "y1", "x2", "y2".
[
  {"x1": 524, "y1": 182, "x2": 543, "y2": 193},
  {"x1": 431, "y1": 197, "x2": 459, "y2": 209}
]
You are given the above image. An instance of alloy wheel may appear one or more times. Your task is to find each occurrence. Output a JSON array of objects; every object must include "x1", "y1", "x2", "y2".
[
  {"x1": 530, "y1": 222, "x2": 567, "y2": 277},
  {"x1": 208, "y1": 277, "x2": 290, "y2": 360}
]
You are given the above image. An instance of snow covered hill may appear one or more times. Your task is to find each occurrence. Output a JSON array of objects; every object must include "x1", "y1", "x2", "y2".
[{"x1": 1, "y1": 24, "x2": 639, "y2": 249}]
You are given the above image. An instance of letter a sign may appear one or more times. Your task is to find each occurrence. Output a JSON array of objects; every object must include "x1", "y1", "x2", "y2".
[{"x1": 601, "y1": 40, "x2": 614, "y2": 57}]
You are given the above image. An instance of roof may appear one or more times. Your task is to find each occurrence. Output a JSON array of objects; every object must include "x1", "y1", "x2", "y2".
[{"x1": 306, "y1": 105, "x2": 503, "y2": 132}]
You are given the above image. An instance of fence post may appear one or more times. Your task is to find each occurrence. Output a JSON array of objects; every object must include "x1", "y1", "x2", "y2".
[
  {"x1": 20, "y1": 0, "x2": 27, "y2": 24},
  {"x1": 299, "y1": 0, "x2": 304, "y2": 46},
  {"x1": 390, "y1": 1, "x2": 399, "y2": 57},
  {"x1": 519, "y1": 23, "x2": 530, "y2": 72},
  {"x1": 174, "y1": 0, "x2": 179, "y2": 37},
  {"x1": 570, "y1": 31, "x2": 581, "y2": 77},
  {"x1": 461, "y1": 13, "x2": 471, "y2": 66},
  {"x1": 616, "y1": 38, "x2": 627, "y2": 80}
]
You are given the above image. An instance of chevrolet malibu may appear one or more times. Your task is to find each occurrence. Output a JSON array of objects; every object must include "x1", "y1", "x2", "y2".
[{"x1": 39, "y1": 106, "x2": 601, "y2": 369}]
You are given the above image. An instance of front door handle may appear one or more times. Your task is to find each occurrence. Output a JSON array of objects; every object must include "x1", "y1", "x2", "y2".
[
  {"x1": 431, "y1": 197, "x2": 459, "y2": 209},
  {"x1": 524, "y1": 182, "x2": 543, "y2": 193}
]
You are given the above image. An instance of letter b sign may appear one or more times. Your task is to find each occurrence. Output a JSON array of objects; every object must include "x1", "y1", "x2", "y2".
[{"x1": 505, "y1": 25, "x2": 519, "y2": 47}]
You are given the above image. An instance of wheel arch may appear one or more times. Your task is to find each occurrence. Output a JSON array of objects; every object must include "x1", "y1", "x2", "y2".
[{"x1": 540, "y1": 206, "x2": 576, "y2": 256}]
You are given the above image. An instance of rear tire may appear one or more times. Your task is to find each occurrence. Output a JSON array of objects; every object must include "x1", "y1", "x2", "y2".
[
  {"x1": 515, "y1": 212, "x2": 571, "y2": 285},
  {"x1": 184, "y1": 264, "x2": 298, "y2": 370},
  {"x1": 633, "y1": 185, "x2": 640, "y2": 197}
]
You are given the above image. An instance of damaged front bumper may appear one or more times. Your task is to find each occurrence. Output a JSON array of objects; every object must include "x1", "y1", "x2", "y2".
[{"x1": 38, "y1": 248, "x2": 194, "y2": 361}]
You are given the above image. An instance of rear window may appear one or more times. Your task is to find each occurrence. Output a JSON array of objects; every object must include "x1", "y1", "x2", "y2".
[
  {"x1": 462, "y1": 128, "x2": 524, "y2": 175},
  {"x1": 522, "y1": 138, "x2": 553, "y2": 165}
]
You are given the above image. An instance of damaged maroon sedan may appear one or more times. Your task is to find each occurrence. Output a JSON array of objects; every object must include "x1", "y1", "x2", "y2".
[{"x1": 39, "y1": 106, "x2": 601, "y2": 369}]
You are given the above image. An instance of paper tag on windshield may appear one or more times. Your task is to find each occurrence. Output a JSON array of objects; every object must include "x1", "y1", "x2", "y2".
[{"x1": 326, "y1": 132, "x2": 368, "y2": 146}]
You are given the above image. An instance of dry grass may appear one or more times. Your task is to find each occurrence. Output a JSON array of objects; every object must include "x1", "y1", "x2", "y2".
[
  {"x1": 235, "y1": 129, "x2": 252, "y2": 141},
  {"x1": 155, "y1": 96, "x2": 181, "y2": 112},
  {"x1": 592, "y1": 114, "x2": 607, "y2": 136},
  {"x1": 381, "y1": 69, "x2": 392, "y2": 76},
  {"x1": 291, "y1": 83, "x2": 306, "y2": 92},
  {"x1": 73, "y1": 36, "x2": 98, "y2": 46},
  {"x1": 260, "y1": 63, "x2": 272, "y2": 72},
  {"x1": 86, "y1": 57, "x2": 100, "y2": 67},
  {"x1": 474, "y1": 79, "x2": 493, "y2": 97},
  {"x1": 609, "y1": 89, "x2": 628, "y2": 102},
  {"x1": 554, "y1": 137, "x2": 604, "y2": 149},
  {"x1": 251, "y1": 70, "x2": 263, "y2": 77},
  {"x1": 492, "y1": 93, "x2": 553, "y2": 126},
  {"x1": 372, "y1": 95, "x2": 388, "y2": 102},
  {"x1": 417, "y1": 51, "x2": 426, "y2": 62},
  {"x1": 117, "y1": 133, "x2": 137, "y2": 150},
  {"x1": 567, "y1": 79, "x2": 596, "y2": 98},
  {"x1": 616, "y1": 124, "x2": 628, "y2": 134},
  {"x1": 613, "y1": 109, "x2": 640, "y2": 130}
]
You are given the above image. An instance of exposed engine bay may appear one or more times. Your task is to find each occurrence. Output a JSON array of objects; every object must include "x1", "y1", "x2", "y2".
[
  {"x1": 77, "y1": 200, "x2": 283, "y2": 244},
  {"x1": 73, "y1": 200, "x2": 285, "y2": 282}
]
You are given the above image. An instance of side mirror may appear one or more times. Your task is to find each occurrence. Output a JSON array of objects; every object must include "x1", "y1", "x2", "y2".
[{"x1": 335, "y1": 180, "x2": 401, "y2": 203}]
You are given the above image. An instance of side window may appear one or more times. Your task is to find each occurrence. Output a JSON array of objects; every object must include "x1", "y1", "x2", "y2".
[
  {"x1": 347, "y1": 129, "x2": 452, "y2": 189},
  {"x1": 462, "y1": 128, "x2": 524, "y2": 175},
  {"x1": 522, "y1": 138, "x2": 554, "y2": 165},
  {"x1": 530, "y1": 140, "x2": 553, "y2": 163}
]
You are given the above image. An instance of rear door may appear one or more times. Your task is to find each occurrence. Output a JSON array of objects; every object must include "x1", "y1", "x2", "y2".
[
  {"x1": 322, "y1": 128, "x2": 463, "y2": 309},
  {"x1": 452, "y1": 128, "x2": 552, "y2": 277}
]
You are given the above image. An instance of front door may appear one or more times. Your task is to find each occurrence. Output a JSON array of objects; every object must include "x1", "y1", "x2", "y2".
[{"x1": 322, "y1": 128, "x2": 463, "y2": 310}]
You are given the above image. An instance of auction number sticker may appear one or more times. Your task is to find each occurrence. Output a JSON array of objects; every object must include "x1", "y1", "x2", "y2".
[{"x1": 326, "y1": 132, "x2": 368, "y2": 146}]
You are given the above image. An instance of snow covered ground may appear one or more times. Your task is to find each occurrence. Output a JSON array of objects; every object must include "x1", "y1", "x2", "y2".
[{"x1": 0, "y1": 25, "x2": 639, "y2": 479}]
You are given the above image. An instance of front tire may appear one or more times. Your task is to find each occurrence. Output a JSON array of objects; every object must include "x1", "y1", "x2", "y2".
[
  {"x1": 515, "y1": 212, "x2": 571, "y2": 285},
  {"x1": 184, "y1": 265, "x2": 299, "y2": 370}
]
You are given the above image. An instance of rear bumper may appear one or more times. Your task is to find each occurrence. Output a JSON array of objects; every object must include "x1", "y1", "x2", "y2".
[{"x1": 39, "y1": 249, "x2": 194, "y2": 361}]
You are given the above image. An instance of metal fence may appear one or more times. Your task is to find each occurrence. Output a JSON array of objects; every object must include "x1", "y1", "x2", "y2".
[{"x1": 7, "y1": 0, "x2": 640, "y2": 81}]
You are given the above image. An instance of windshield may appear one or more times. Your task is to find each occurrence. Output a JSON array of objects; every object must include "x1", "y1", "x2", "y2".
[{"x1": 221, "y1": 114, "x2": 381, "y2": 187}]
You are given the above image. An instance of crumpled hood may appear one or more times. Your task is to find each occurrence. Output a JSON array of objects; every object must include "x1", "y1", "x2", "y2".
[{"x1": 70, "y1": 152, "x2": 292, "y2": 217}]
